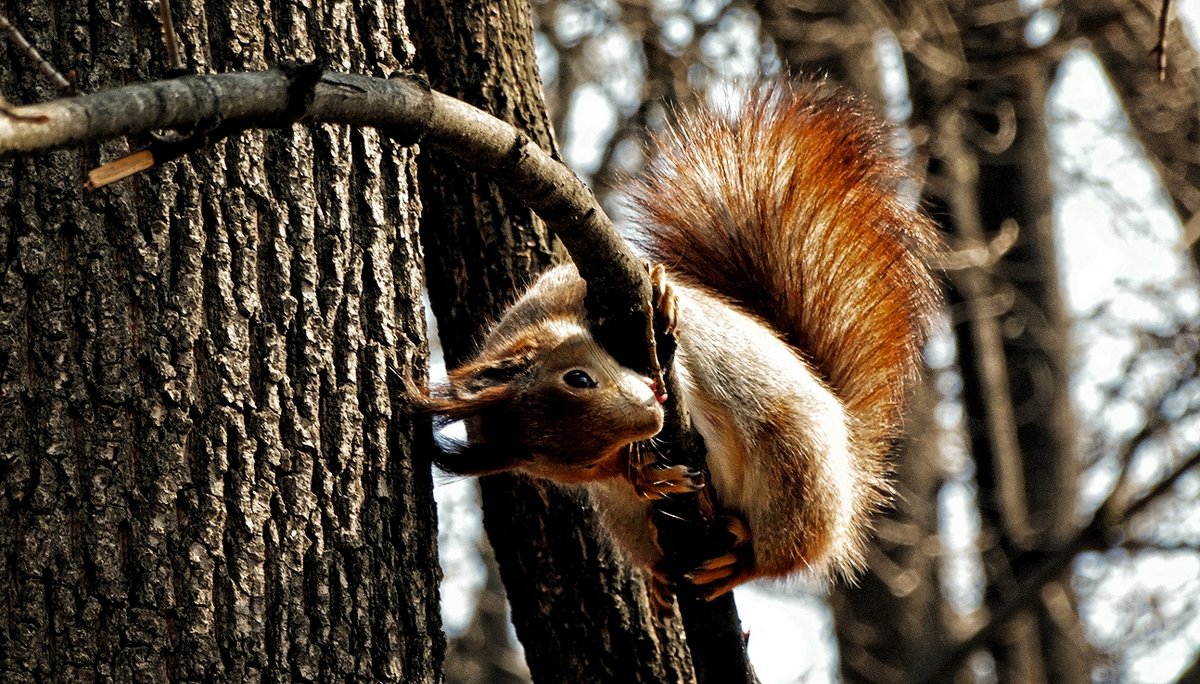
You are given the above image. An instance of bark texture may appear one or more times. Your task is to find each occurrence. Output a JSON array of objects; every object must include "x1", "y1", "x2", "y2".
[{"x1": 0, "y1": 1, "x2": 441, "y2": 682}]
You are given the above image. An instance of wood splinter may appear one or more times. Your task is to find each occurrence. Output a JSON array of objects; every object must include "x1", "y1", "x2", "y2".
[{"x1": 86, "y1": 150, "x2": 156, "y2": 189}]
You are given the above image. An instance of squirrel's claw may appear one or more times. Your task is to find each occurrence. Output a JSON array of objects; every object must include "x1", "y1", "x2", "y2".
[
  {"x1": 646, "y1": 261, "x2": 678, "y2": 336},
  {"x1": 635, "y1": 464, "x2": 704, "y2": 500},
  {"x1": 647, "y1": 571, "x2": 677, "y2": 619},
  {"x1": 643, "y1": 520, "x2": 679, "y2": 619},
  {"x1": 721, "y1": 513, "x2": 751, "y2": 547},
  {"x1": 649, "y1": 513, "x2": 754, "y2": 601},
  {"x1": 686, "y1": 514, "x2": 754, "y2": 599},
  {"x1": 686, "y1": 553, "x2": 738, "y2": 583},
  {"x1": 627, "y1": 443, "x2": 704, "y2": 500},
  {"x1": 699, "y1": 574, "x2": 743, "y2": 601}
]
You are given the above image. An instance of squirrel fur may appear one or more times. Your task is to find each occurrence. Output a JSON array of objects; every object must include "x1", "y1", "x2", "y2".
[{"x1": 420, "y1": 82, "x2": 942, "y2": 594}]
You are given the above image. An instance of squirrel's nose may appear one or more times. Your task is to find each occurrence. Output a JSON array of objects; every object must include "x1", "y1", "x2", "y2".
[{"x1": 645, "y1": 376, "x2": 668, "y2": 404}]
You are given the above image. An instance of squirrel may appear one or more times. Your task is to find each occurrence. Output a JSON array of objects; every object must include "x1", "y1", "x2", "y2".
[{"x1": 417, "y1": 82, "x2": 942, "y2": 598}]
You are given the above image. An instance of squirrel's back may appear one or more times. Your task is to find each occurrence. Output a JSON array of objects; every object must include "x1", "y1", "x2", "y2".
[{"x1": 632, "y1": 83, "x2": 941, "y2": 461}]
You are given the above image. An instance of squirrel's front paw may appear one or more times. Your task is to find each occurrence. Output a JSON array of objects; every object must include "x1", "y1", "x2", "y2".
[
  {"x1": 685, "y1": 514, "x2": 754, "y2": 600},
  {"x1": 627, "y1": 442, "x2": 703, "y2": 500},
  {"x1": 634, "y1": 463, "x2": 705, "y2": 500}
]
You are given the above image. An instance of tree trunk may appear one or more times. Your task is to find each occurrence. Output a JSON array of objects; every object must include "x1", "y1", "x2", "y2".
[
  {"x1": 901, "y1": 2, "x2": 1091, "y2": 680},
  {"x1": 960, "y1": 26, "x2": 1088, "y2": 684},
  {"x1": 755, "y1": 1, "x2": 884, "y2": 101},
  {"x1": 407, "y1": 0, "x2": 693, "y2": 681},
  {"x1": 445, "y1": 538, "x2": 528, "y2": 684},
  {"x1": 832, "y1": 382, "x2": 950, "y2": 684},
  {"x1": 0, "y1": 1, "x2": 441, "y2": 681}
]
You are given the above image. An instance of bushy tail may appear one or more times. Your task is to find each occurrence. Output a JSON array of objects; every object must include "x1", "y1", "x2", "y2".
[{"x1": 631, "y1": 82, "x2": 941, "y2": 455}]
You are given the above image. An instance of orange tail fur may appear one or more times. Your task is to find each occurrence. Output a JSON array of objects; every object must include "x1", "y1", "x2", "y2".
[{"x1": 631, "y1": 82, "x2": 941, "y2": 456}]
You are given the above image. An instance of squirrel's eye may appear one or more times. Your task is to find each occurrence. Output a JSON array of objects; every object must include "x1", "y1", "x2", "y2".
[{"x1": 563, "y1": 369, "x2": 598, "y2": 389}]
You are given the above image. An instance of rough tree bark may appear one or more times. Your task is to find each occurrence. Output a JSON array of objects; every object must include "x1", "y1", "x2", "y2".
[
  {"x1": 0, "y1": 1, "x2": 441, "y2": 681},
  {"x1": 406, "y1": 0, "x2": 693, "y2": 681}
]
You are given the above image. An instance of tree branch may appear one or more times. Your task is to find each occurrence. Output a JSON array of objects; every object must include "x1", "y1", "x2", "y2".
[
  {"x1": 0, "y1": 66, "x2": 651, "y2": 371},
  {"x1": 914, "y1": 446, "x2": 1200, "y2": 684},
  {"x1": 1155, "y1": 0, "x2": 1173, "y2": 81},
  {"x1": 157, "y1": 0, "x2": 184, "y2": 74},
  {"x1": 0, "y1": 12, "x2": 72, "y2": 94}
]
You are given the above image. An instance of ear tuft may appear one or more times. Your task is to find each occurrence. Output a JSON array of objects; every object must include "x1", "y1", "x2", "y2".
[
  {"x1": 413, "y1": 347, "x2": 537, "y2": 421},
  {"x1": 455, "y1": 353, "x2": 535, "y2": 394}
]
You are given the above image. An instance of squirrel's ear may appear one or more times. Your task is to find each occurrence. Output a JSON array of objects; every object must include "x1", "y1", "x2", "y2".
[
  {"x1": 454, "y1": 353, "x2": 535, "y2": 395},
  {"x1": 414, "y1": 350, "x2": 537, "y2": 420}
]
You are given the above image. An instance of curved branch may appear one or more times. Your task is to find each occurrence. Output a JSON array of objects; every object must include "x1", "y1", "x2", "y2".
[{"x1": 0, "y1": 66, "x2": 652, "y2": 373}]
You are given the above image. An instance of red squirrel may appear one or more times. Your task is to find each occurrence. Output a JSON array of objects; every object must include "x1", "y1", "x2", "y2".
[{"x1": 418, "y1": 82, "x2": 942, "y2": 597}]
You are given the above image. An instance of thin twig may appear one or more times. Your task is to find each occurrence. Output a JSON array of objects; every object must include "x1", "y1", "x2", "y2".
[
  {"x1": 0, "y1": 98, "x2": 49, "y2": 124},
  {"x1": 1154, "y1": 0, "x2": 1172, "y2": 82},
  {"x1": 1116, "y1": 448, "x2": 1200, "y2": 523},
  {"x1": 0, "y1": 12, "x2": 73, "y2": 94},
  {"x1": 158, "y1": 0, "x2": 184, "y2": 73}
]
